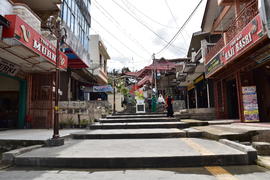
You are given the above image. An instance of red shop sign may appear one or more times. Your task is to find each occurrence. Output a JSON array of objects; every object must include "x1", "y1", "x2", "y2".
[
  {"x1": 3, "y1": 15, "x2": 67, "y2": 69},
  {"x1": 220, "y1": 14, "x2": 264, "y2": 64}
]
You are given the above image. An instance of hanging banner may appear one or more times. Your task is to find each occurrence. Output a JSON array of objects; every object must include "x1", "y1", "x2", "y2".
[
  {"x1": 242, "y1": 86, "x2": 259, "y2": 122},
  {"x1": 93, "y1": 85, "x2": 113, "y2": 92}
]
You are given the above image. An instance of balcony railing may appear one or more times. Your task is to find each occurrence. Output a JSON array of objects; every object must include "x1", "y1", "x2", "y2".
[{"x1": 205, "y1": 0, "x2": 258, "y2": 64}]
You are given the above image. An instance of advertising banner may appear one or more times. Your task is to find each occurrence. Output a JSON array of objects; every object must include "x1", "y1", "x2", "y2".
[
  {"x1": 93, "y1": 85, "x2": 113, "y2": 92},
  {"x1": 242, "y1": 86, "x2": 259, "y2": 122},
  {"x1": 3, "y1": 15, "x2": 68, "y2": 69},
  {"x1": 206, "y1": 14, "x2": 264, "y2": 77}
]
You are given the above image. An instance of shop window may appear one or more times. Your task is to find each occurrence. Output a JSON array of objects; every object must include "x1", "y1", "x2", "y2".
[{"x1": 62, "y1": 0, "x2": 91, "y2": 50}]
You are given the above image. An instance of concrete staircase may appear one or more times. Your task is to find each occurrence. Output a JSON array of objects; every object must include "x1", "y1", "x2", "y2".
[{"x1": 11, "y1": 113, "x2": 258, "y2": 169}]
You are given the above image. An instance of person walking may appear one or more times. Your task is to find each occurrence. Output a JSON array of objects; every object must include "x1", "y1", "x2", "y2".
[
  {"x1": 166, "y1": 95, "x2": 174, "y2": 117},
  {"x1": 151, "y1": 95, "x2": 157, "y2": 112}
]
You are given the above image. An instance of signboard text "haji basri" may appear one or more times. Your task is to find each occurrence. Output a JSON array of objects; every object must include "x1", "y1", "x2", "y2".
[{"x1": 225, "y1": 32, "x2": 252, "y2": 61}]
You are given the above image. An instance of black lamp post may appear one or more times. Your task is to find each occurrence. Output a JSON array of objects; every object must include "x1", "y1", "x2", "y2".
[
  {"x1": 113, "y1": 79, "x2": 116, "y2": 114},
  {"x1": 46, "y1": 15, "x2": 67, "y2": 141}
]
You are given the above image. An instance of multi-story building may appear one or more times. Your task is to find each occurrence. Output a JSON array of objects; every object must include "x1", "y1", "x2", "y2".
[
  {"x1": 87, "y1": 34, "x2": 110, "y2": 100},
  {"x1": 201, "y1": 0, "x2": 270, "y2": 123},
  {"x1": 0, "y1": 0, "x2": 94, "y2": 128},
  {"x1": 89, "y1": 34, "x2": 110, "y2": 85},
  {"x1": 59, "y1": 0, "x2": 93, "y2": 102}
]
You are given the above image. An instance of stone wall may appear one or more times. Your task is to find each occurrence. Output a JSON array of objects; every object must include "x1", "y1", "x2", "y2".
[
  {"x1": 108, "y1": 93, "x2": 124, "y2": 112},
  {"x1": 59, "y1": 101, "x2": 111, "y2": 126}
]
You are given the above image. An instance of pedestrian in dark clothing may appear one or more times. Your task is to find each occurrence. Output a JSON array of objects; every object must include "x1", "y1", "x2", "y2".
[
  {"x1": 166, "y1": 96, "x2": 174, "y2": 117},
  {"x1": 147, "y1": 97, "x2": 152, "y2": 112}
]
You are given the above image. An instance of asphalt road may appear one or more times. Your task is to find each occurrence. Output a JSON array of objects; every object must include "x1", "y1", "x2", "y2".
[{"x1": 0, "y1": 165, "x2": 270, "y2": 180}]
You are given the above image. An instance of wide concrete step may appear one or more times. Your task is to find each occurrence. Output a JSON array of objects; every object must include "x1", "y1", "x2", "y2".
[
  {"x1": 98, "y1": 117, "x2": 179, "y2": 123},
  {"x1": 106, "y1": 114, "x2": 167, "y2": 119},
  {"x1": 115, "y1": 112, "x2": 166, "y2": 116},
  {"x1": 89, "y1": 122, "x2": 189, "y2": 129},
  {"x1": 72, "y1": 129, "x2": 186, "y2": 139},
  {"x1": 194, "y1": 126, "x2": 254, "y2": 141},
  {"x1": 14, "y1": 138, "x2": 256, "y2": 168}
]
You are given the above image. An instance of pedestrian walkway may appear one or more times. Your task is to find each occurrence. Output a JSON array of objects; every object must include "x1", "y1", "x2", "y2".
[
  {"x1": 0, "y1": 129, "x2": 86, "y2": 141},
  {"x1": 3, "y1": 113, "x2": 258, "y2": 169}
]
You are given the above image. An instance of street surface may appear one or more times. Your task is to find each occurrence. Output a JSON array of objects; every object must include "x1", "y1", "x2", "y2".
[{"x1": 0, "y1": 165, "x2": 270, "y2": 180}]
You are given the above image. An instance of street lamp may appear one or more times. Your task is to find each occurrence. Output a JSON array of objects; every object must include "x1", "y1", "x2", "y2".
[
  {"x1": 113, "y1": 78, "x2": 116, "y2": 114},
  {"x1": 46, "y1": 15, "x2": 67, "y2": 140}
]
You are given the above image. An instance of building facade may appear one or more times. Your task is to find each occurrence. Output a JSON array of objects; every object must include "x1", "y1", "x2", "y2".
[
  {"x1": 0, "y1": 0, "x2": 94, "y2": 129},
  {"x1": 202, "y1": 0, "x2": 270, "y2": 122},
  {"x1": 0, "y1": 0, "x2": 69, "y2": 128}
]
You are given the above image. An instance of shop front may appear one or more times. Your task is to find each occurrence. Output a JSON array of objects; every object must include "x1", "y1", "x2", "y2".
[
  {"x1": 0, "y1": 62, "x2": 26, "y2": 129},
  {"x1": 187, "y1": 84, "x2": 196, "y2": 109},
  {"x1": 205, "y1": 14, "x2": 270, "y2": 122},
  {"x1": 1, "y1": 15, "x2": 67, "y2": 128}
]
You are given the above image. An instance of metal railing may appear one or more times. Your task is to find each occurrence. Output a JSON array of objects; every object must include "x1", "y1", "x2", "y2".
[{"x1": 205, "y1": 0, "x2": 258, "y2": 64}]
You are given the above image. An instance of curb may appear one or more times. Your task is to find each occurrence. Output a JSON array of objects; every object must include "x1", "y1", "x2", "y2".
[
  {"x1": 0, "y1": 161, "x2": 12, "y2": 170},
  {"x1": 219, "y1": 139, "x2": 257, "y2": 164},
  {"x1": 256, "y1": 156, "x2": 270, "y2": 170},
  {"x1": 2, "y1": 145, "x2": 43, "y2": 164}
]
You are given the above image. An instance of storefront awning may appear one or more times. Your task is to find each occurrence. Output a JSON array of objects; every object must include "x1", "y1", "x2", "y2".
[
  {"x1": 65, "y1": 48, "x2": 89, "y2": 69},
  {"x1": 2, "y1": 15, "x2": 68, "y2": 71}
]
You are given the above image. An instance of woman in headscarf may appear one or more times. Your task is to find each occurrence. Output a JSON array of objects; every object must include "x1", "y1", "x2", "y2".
[{"x1": 151, "y1": 95, "x2": 157, "y2": 112}]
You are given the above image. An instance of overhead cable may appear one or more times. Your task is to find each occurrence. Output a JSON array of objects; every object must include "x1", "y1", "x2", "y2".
[{"x1": 156, "y1": 0, "x2": 204, "y2": 55}]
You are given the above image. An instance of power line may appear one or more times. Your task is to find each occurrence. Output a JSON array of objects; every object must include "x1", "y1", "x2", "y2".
[
  {"x1": 91, "y1": 28, "x2": 127, "y2": 57},
  {"x1": 92, "y1": 17, "x2": 146, "y2": 60},
  {"x1": 164, "y1": 0, "x2": 178, "y2": 27},
  {"x1": 122, "y1": 0, "x2": 178, "y2": 29},
  {"x1": 111, "y1": 0, "x2": 185, "y2": 54},
  {"x1": 164, "y1": 0, "x2": 189, "y2": 47},
  {"x1": 156, "y1": 0, "x2": 204, "y2": 55},
  {"x1": 92, "y1": 0, "x2": 152, "y2": 55}
]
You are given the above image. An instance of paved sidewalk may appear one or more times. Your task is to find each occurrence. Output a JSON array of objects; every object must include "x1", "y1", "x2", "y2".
[{"x1": 0, "y1": 129, "x2": 87, "y2": 141}]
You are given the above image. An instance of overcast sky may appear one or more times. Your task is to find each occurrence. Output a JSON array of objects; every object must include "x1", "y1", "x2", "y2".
[{"x1": 90, "y1": 0, "x2": 207, "y2": 72}]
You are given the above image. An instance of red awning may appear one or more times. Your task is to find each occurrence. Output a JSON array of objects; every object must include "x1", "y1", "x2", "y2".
[
  {"x1": 2, "y1": 15, "x2": 68, "y2": 69},
  {"x1": 65, "y1": 48, "x2": 89, "y2": 69},
  {"x1": 137, "y1": 75, "x2": 153, "y2": 87}
]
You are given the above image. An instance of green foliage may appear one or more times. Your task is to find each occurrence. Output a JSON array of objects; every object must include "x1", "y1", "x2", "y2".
[
  {"x1": 80, "y1": 119, "x2": 90, "y2": 126},
  {"x1": 135, "y1": 91, "x2": 144, "y2": 100}
]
